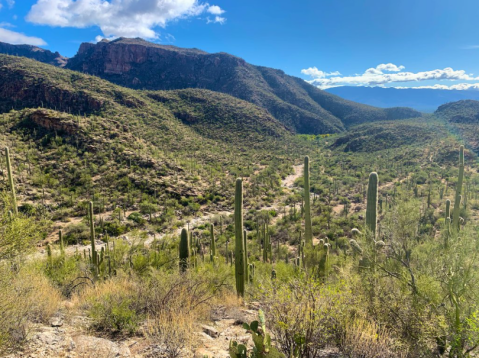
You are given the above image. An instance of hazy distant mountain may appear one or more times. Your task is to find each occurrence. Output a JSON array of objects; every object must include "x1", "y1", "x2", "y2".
[
  {"x1": 0, "y1": 38, "x2": 422, "y2": 134},
  {"x1": 326, "y1": 86, "x2": 479, "y2": 112}
]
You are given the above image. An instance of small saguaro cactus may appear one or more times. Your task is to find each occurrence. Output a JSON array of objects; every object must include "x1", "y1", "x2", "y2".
[
  {"x1": 234, "y1": 178, "x2": 245, "y2": 297},
  {"x1": 5, "y1": 147, "x2": 18, "y2": 215},
  {"x1": 179, "y1": 228, "x2": 190, "y2": 272},
  {"x1": 59, "y1": 229, "x2": 65, "y2": 255},
  {"x1": 304, "y1": 156, "x2": 313, "y2": 246},
  {"x1": 452, "y1": 146, "x2": 464, "y2": 230},
  {"x1": 445, "y1": 199, "x2": 451, "y2": 219},
  {"x1": 366, "y1": 172, "x2": 378, "y2": 236}
]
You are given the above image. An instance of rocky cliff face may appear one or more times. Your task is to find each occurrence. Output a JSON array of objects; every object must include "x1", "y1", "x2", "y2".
[{"x1": 0, "y1": 42, "x2": 67, "y2": 67}]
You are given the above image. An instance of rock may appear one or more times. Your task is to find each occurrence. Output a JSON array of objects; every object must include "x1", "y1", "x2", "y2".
[
  {"x1": 201, "y1": 324, "x2": 219, "y2": 338},
  {"x1": 50, "y1": 318, "x2": 63, "y2": 327},
  {"x1": 75, "y1": 335, "x2": 131, "y2": 357}
]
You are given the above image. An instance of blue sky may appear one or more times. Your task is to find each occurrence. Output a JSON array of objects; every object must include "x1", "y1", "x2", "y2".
[{"x1": 1, "y1": 0, "x2": 479, "y2": 90}]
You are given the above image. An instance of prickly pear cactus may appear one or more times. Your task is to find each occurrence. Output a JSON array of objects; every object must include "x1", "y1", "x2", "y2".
[{"x1": 229, "y1": 310, "x2": 285, "y2": 358}]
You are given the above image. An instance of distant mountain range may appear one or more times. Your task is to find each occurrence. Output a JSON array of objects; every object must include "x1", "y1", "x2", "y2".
[
  {"x1": 0, "y1": 39, "x2": 421, "y2": 134},
  {"x1": 326, "y1": 86, "x2": 479, "y2": 113}
]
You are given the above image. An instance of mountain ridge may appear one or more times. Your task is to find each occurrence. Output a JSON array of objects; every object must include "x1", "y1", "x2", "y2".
[{"x1": 0, "y1": 39, "x2": 422, "y2": 134}]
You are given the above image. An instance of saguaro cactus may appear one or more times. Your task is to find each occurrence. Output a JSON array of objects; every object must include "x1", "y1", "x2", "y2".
[
  {"x1": 304, "y1": 156, "x2": 313, "y2": 246},
  {"x1": 59, "y1": 229, "x2": 64, "y2": 255},
  {"x1": 234, "y1": 178, "x2": 245, "y2": 297},
  {"x1": 244, "y1": 229, "x2": 248, "y2": 283},
  {"x1": 89, "y1": 202, "x2": 96, "y2": 264},
  {"x1": 179, "y1": 228, "x2": 190, "y2": 272},
  {"x1": 366, "y1": 172, "x2": 378, "y2": 236},
  {"x1": 445, "y1": 199, "x2": 451, "y2": 219},
  {"x1": 5, "y1": 147, "x2": 18, "y2": 215},
  {"x1": 210, "y1": 223, "x2": 216, "y2": 263},
  {"x1": 452, "y1": 146, "x2": 464, "y2": 230}
]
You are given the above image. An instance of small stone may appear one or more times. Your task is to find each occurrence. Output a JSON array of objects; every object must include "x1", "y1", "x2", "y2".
[
  {"x1": 50, "y1": 318, "x2": 63, "y2": 327},
  {"x1": 201, "y1": 324, "x2": 219, "y2": 338}
]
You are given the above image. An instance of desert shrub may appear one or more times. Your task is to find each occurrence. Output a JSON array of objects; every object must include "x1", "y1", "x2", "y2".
[
  {"x1": 259, "y1": 273, "x2": 362, "y2": 358},
  {"x1": 80, "y1": 275, "x2": 142, "y2": 334},
  {"x1": 64, "y1": 222, "x2": 90, "y2": 244},
  {"x1": 145, "y1": 312, "x2": 195, "y2": 358},
  {"x1": 340, "y1": 319, "x2": 404, "y2": 358}
]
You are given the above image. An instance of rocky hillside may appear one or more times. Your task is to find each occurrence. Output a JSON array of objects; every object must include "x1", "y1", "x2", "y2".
[
  {"x1": 435, "y1": 100, "x2": 479, "y2": 153},
  {"x1": 0, "y1": 41, "x2": 67, "y2": 67},
  {"x1": 435, "y1": 99, "x2": 479, "y2": 123},
  {"x1": 0, "y1": 38, "x2": 422, "y2": 134}
]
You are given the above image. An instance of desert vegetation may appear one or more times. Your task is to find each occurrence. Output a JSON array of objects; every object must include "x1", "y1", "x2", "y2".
[{"x1": 2, "y1": 54, "x2": 479, "y2": 358}]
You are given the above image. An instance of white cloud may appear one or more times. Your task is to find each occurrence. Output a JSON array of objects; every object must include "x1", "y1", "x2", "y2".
[
  {"x1": 301, "y1": 67, "x2": 340, "y2": 78},
  {"x1": 207, "y1": 15, "x2": 226, "y2": 24},
  {"x1": 0, "y1": 4, "x2": 3, "y2": 10},
  {"x1": 207, "y1": 5, "x2": 224, "y2": 15},
  {"x1": 395, "y1": 83, "x2": 479, "y2": 90},
  {"x1": 27, "y1": 0, "x2": 226, "y2": 39},
  {"x1": 0, "y1": 26, "x2": 46, "y2": 45},
  {"x1": 302, "y1": 63, "x2": 479, "y2": 89}
]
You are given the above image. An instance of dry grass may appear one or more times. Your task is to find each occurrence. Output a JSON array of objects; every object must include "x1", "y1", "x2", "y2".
[
  {"x1": 0, "y1": 264, "x2": 61, "y2": 353},
  {"x1": 340, "y1": 319, "x2": 406, "y2": 358}
]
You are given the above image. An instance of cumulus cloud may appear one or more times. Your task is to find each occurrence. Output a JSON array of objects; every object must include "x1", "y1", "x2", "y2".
[
  {"x1": 207, "y1": 5, "x2": 224, "y2": 15},
  {"x1": 301, "y1": 67, "x2": 340, "y2": 78},
  {"x1": 26, "y1": 0, "x2": 226, "y2": 39},
  {"x1": 0, "y1": 26, "x2": 46, "y2": 45},
  {"x1": 302, "y1": 63, "x2": 479, "y2": 89}
]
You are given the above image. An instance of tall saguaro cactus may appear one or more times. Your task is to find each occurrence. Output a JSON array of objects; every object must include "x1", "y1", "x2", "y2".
[
  {"x1": 304, "y1": 156, "x2": 313, "y2": 246},
  {"x1": 5, "y1": 147, "x2": 18, "y2": 215},
  {"x1": 452, "y1": 146, "x2": 464, "y2": 230},
  {"x1": 244, "y1": 229, "x2": 248, "y2": 283},
  {"x1": 234, "y1": 178, "x2": 245, "y2": 297},
  {"x1": 210, "y1": 223, "x2": 216, "y2": 263},
  {"x1": 366, "y1": 172, "x2": 378, "y2": 236},
  {"x1": 179, "y1": 228, "x2": 190, "y2": 272},
  {"x1": 89, "y1": 201, "x2": 96, "y2": 264}
]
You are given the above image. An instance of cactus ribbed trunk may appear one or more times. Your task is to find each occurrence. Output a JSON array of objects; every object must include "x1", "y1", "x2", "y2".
[
  {"x1": 244, "y1": 229, "x2": 248, "y2": 284},
  {"x1": 304, "y1": 156, "x2": 313, "y2": 246},
  {"x1": 59, "y1": 229, "x2": 64, "y2": 255},
  {"x1": 5, "y1": 147, "x2": 18, "y2": 215},
  {"x1": 445, "y1": 199, "x2": 451, "y2": 219},
  {"x1": 366, "y1": 172, "x2": 378, "y2": 236},
  {"x1": 210, "y1": 223, "x2": 216, "y2": 262},
  {"x1": 234, "y1": 178, "x2": 245, "y2": 297},
  {"x1": 452, "y1": 146, "x2": 464, "y2": 230},
  {"x1": 179, "y1": 228, "x2": 190, "y2": 272},
  {"x1": 89, "y1": 201, "x2": 96, "y2": 264}
]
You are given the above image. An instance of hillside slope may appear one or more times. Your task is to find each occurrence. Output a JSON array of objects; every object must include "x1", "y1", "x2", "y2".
[
  {"x1": 0, "y1": 54, "x2": 305, "y2": 217},
  {"x1": 435, "y1": 99, "x2": 479, "y2": 153}
]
